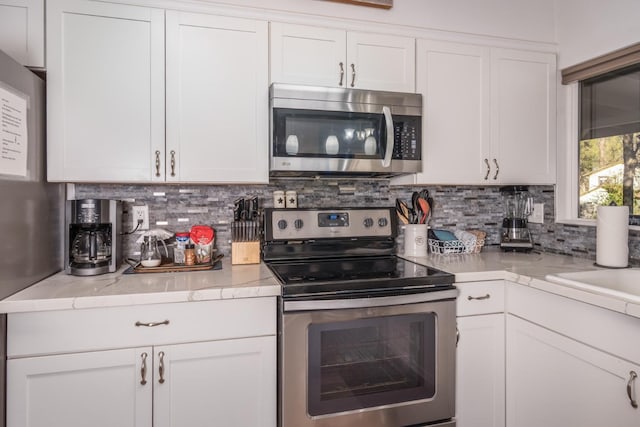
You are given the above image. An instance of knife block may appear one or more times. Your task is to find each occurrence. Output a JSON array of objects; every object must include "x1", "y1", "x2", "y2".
[{"x1": 231, "y1": 241, "x2": 260, "y2": 265}]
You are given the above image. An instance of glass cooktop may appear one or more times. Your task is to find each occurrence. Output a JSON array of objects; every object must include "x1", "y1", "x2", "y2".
[{"x1": 266, "y1": 256, "x2": 455, "y2": 299}]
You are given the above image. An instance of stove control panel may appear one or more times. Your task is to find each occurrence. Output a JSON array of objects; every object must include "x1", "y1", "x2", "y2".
[{"x1": 267, "y1": 208, "x2": 394, "y2": 240}]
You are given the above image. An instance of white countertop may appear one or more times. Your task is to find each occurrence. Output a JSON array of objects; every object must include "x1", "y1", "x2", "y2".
[
  {"x1": 0, "y1": 258, "x2": 280, "y2": 313},
  {"x1": 2, "y1": 249, "x2": 637, "y2": 319},
  {"x1": 404, "y1": 248, "x2": 640, "y2": 318}
]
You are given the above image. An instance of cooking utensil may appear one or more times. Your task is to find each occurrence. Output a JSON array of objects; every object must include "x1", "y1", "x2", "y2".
[
  {"x1": 412, "y1": 192, "x2": 423, "y2": 224},
  {"x1": 417, "y1": 198, "x2": 429, "y2": 224},
  {"x1": 395, "y1": 199, "x2": 411, "y2": 225}
]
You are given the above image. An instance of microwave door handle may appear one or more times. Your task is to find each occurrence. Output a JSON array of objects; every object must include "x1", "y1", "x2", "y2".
[{"x1": 382, "y1": 106, "x2": 394, "y2": 168}]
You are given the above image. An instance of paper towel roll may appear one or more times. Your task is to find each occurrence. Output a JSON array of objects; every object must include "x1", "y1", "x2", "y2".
[{"x1": 596, "y1": 205, "x2": 629, "y2": 268}]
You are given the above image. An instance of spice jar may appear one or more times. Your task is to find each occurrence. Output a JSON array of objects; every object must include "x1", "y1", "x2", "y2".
[
  {"x1": 184, "y1": 243, "x2": 196, "y2": 266},
  {"x1": 173, "y1": 232, "x2": 190, "y2": 264}
]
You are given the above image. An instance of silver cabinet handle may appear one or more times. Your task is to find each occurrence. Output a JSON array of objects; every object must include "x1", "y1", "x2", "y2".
[
  {"x1": 628, "y1": 371, "x2": 638, "y2": 408},
  {"x1": 468, "y1": 294, "x2": 491, "y2": 301},
  {"x1": 456, "y1": 326, "x2": 460, "y2": 346},
  {"x1": 339, "y1": 62, "x2": 344, "y2": 86},
  {"x1": 170, "y1": 150, "x2": 176, "y2": 177},
  {"x1": 350, "y1": 63, "x2": 356, "y2": 87},
  {"x1": 155, "y1": 150, "x2": 161, "y2": 177},
  {"x1": 493, "y1": 158, "x2": 499, "y2": 180},
  {"x1": 140, "y1": 352, "x2": 148, "y2": 385},
  {"x1": 382, "y1": 106, "x2": 394, "y2": 168},
  {"x1": 135, "y1": 320, "x2": 170, "y2": 327},
  {"x1": 484, "y1": 158, "x2": 490, "y2": 180},
  {"x1": 158, "y1": 351, "x2": 166, "y2": 384}
]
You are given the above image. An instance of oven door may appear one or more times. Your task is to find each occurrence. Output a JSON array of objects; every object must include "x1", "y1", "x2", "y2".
[{"x1": 280, "y1": 290, "x2": 457, "y2": 427}]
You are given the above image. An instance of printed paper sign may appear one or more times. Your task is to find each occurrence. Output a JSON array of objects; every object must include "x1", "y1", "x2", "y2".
[{"x1": 0, "y1": 85, "x2": 28, "y2": 177}]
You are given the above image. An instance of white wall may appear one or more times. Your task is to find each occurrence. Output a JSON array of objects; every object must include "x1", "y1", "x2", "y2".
[
  {"x1": 213, "y1": 0, "x2": 556, "y2": 43},
  {"x1": 555, "y1": 0, "x2": 640, "y2": 68}
]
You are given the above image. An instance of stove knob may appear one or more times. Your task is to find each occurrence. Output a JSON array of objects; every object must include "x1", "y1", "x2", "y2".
[
  {"x1": 277, "y1": 219, "x2": 288, "y2": 230},
  {"x1": 378, "y1": 217, "x2": 388, "y2": 227},
  {"x1": 294, "y1": 219, "x2": 304, "y2": 229},
  {"x1": 363, "y1": 217, "x2": 374, "y2": 228}
]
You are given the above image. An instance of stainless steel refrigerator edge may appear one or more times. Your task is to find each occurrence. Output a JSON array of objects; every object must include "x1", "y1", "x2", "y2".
[{"x1": 0, "y1": 49, "x2": 65, "y2": 427}]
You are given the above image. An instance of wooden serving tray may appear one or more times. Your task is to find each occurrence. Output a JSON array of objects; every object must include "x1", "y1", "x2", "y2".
[{"x1": 124, "y1": 254, "x2": 223, "y2": 274}]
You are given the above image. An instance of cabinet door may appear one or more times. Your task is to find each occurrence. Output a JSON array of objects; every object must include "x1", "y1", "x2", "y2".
[
  {"x1": 347, "y1": 32, "x2": 415, "y2": 92},
  {"x1": 456, "y1": 314, "x2": 505, "y2": 427},
  {"x1": 166, "y1": 11, "x2": 268, "y2": 183},
  {"x1": 154, "y1": 336, "x2": 276, "y2": 427},
  {"x1": 0, "y1": 0, "x2": 43, "y2": 67},
  {"x1": 415, "y1": 40, "x2": 490, "y2": 184},
  {"x1": 7, "y1": 347, "x2": 153, "y2": 427},
  {"x1": 270, "y1": 22, "x2": 346, "y2": 87},
  {"x1": 506, "y1": 315, "x2": 640, "y2": 427},
  {"x1": 46, "y1": 0, "x2": 165, "y2": 182},
  {"x1": 490, "y1": 48, "x2": 556, "y2": 184}
]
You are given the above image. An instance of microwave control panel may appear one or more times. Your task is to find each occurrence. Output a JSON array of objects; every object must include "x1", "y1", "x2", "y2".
[{"x1": 393, "y1": 118, "x2": 421, "y2": 160}]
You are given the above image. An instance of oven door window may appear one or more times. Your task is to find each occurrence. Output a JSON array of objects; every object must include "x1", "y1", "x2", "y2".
[
  {"x1": 273, "y1": 108, "x2": 388, "y2": 159},
  {"x1": 307, "y1": 312, "x2": 436, "y2": 416}
]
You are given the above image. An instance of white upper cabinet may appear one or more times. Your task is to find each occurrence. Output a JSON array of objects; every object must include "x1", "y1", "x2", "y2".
[
  {"x1": 46, "y1": 1, "x2": 268, "y2": 183},
  {"x1": 46, "y1": 0, "x2": 165, "y2": 182},
  {"x1": 166, "y1": 11, "x2": 269, "y2": 183},
  {"x1": 270, "y1": 22, "x2": 415, "y2": 92},
  {"x1": 413, "y1": 40, "x2": 490, "y2": 184},
  {"x1": 490, "y1": 48, "x2": 556, "y2": 184},
  {"x1": 401, "y1": 39, "x2": 556, "y2": 186},
  {"x1": 0, "y1": 0, "x2": 44, "y2": 67},
  {"x1": 346, "y1": 31, "x2": 416, "y2": 92},
  {"x1": 270, "y1": 23, "x2": 346, "y2": 88}
]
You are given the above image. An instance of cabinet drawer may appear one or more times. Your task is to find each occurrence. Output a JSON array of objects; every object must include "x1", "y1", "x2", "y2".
[
  {"x1": 456, "y1": 281, "x2": 505, "y2": 316},
  {"x1": 8, "y1": 297, "x2": 276, "y2": 358}
]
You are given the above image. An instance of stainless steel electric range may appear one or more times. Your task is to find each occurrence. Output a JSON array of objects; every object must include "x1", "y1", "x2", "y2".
[{"x1": 263, "y1": 207, "x2": 457, "y2": 427}]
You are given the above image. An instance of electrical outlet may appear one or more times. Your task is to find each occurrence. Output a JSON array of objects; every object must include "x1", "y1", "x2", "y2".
[
  {"x1": 529, "y1": 203, "x2": 544, "y2": 224},
  {"x1": 132, "y1": 205, "x2": 149, "y2": 230}
]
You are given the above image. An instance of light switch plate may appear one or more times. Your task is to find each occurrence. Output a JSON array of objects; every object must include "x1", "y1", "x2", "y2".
[{"x1": 529, "y1": 203, "x2": 544, "y2": 224}]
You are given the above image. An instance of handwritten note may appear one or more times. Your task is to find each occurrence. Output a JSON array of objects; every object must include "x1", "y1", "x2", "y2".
[{"x1": 0, "y1": 85, "x2": 28, "y2": 177}]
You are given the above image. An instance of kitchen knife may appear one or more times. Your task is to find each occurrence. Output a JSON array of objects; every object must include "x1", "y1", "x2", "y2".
[{"x1": 233, "y1": 198, "x2": 243, "y2": 221}]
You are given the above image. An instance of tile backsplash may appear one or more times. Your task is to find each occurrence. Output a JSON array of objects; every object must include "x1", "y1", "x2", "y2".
[{"x1": 74, "y1": 180, "x2": 639, "y2": 266}]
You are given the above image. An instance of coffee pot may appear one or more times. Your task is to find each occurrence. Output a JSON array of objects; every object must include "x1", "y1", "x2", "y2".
[{"x1": 71, "y1": 229, "x2": 111, "y2": 263}]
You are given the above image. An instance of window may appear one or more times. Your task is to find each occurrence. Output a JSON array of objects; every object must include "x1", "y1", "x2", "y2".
[{"x1": 578, "y1": 63, "x2": 640, "y2": 224}]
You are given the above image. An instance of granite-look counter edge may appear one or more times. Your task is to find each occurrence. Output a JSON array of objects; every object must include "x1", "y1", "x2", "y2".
[
  {"x1": 0, "y1": 258, "x2": 280, "y2": 313},
  {"x1": 404, "y1": 248, "x2": 640, "y2": 319}
]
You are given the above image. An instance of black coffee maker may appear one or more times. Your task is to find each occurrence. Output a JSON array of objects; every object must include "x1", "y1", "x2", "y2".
[{"x1": 65, "y1": 199, "x2": 122, "y2": 276}]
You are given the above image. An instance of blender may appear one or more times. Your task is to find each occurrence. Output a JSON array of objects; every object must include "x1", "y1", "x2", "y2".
[{"x1": 500, "y1": 186, "x2": 534, "y2": 252}]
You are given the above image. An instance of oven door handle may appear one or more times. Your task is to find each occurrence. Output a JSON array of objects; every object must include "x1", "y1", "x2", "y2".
[
  {"x1": 382, "y1": 105, "x2": 394, "y2": 168},
  {"x1": 283, "y1": 288, "x2": 458, "y2": 312}
]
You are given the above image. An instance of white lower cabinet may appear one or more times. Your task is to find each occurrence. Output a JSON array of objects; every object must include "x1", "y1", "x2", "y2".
[
  {"x1": 506, "y1": 314, "x2": 640, "y2": 427},
  {"x1": 6, "y1": 298, "x2": 277, "y2": 427},
  {"x1": 455, "y1": 281, "x2": 505, "y2": 427},
  {"x1": 154, "y1": 337, "x2": 275, "y2": 427},
  {"x1": 8, "y1": 347, "x2": 152, "y2": 426}
]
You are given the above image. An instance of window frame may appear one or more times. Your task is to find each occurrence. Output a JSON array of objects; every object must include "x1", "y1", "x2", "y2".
[{"x1": 555, "y1": 80, "x2": 640, "y2": 230}]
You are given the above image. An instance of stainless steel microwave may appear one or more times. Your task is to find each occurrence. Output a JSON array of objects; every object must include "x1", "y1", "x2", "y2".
[{"x1": 270, "y1": 83, "x2": 422, "y2": 177}]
